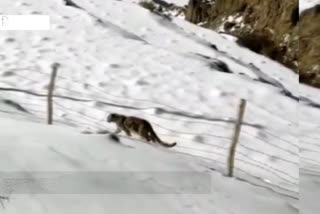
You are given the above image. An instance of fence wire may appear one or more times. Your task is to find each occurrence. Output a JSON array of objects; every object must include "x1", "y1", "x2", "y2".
[{"x1": 0, "y1": 68, "x2": 303, "y2": 195}]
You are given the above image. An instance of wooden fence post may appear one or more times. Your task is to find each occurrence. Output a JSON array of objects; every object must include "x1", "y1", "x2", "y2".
[
  {"x1": 227, "y1": 98, "x2": 247, "y2": 177},
  {"x1": 47, "y1": 63, "x2": 60, "y2": 125}
]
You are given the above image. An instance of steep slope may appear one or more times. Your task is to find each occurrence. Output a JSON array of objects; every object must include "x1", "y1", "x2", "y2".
[
  {"x1": 299, "y1": 4, "x2": 320, "y2": 87},
  {"x1": 0, "y1": 105, "x2": 296, "y2": 214},
  {"x1": 300, "y1": 0, "x2": 320, "y2": 13},
  {"x1": 185, "y1": 0, "x2": 299, "y2": 73},
  {"x1": 0, "y1": 0, "x2": 300, "y2": 198},
  {"x1": 300, "y1": 168, "x2": 320, "y2": 214}
]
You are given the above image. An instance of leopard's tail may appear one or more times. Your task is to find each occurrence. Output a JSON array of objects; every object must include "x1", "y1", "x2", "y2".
[{"x1": 149, "y1": 125, "x2": 177, "y2": 148}]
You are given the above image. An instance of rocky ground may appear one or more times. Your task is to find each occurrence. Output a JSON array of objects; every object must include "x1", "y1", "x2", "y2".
[
  {"x1": 181, "y1": 0, "x2": 319, "y2": 88},
  {"x1": 299, "y1": 5, "x2": 320, "y2": 88}
]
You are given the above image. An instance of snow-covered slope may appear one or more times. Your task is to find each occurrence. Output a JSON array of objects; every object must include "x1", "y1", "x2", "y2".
[
  {"x1": 0, "y1": 0, "x2": 318, "y2": 212},
  {"x1": 301, "y1": 168, "x2": 320, "y2": 214},
  {"x1": 158, "y1": 0, "x2": 188, "y2": 6},
  {"x1": 299, "y1": 85, "x2": 320, "y2": 214},
  {"x1": 300, "y1": 0, "x2": 320, "y2": 13},
  {"x1": 0, "y1": 100, "x2": 296, "y2": 214},
  {"x1": 0, "y1": 0, "x2": 300, "y2": 193}
]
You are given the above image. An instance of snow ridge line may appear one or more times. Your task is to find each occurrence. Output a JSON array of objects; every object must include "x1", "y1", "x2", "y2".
[
  {"x1": 300, "y1": 96, "x2": 320, "y2": 110},
  {"x1": 246, "y1": 63, "x2": 299, "y2": 101}
]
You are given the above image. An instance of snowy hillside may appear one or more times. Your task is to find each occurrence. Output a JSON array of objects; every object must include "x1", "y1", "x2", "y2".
[
  {"x1": 0, "y1": 98, "x2": 296, "y2": 214},
  {"x1": 0, "y1": 0, "x2": 319, "y2": 213},
  {"x1": 300, "y1": 0, "x2": 320, "y2": 13}
]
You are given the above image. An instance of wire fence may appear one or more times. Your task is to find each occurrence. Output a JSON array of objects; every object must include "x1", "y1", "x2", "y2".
[{"x1": 0, "y1": 65, "x2": 302, "y2": 196}]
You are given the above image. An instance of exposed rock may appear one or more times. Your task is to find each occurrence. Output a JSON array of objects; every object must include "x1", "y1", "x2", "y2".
[
  {"x1": 140, "y1": 0, "x2": 187, "y2": 19},
  {"x1": 299, "y1": 5, "x2": 320, "y2": 88},
  {"x1": 185, "y1": 0, "x2": 299, "y2": 74},
  {"x1": 185, "y1": 0, "x2": 214, "y2": 24}
]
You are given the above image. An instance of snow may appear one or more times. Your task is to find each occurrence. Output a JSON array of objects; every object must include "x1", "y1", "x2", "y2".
[
  {"x1": 152, "y1": 0, "x2": 189, "y2": 7},
  {"x1": 301, "y1": 168, "x2": 320, "y2": 214},
  {"x1": 0, "y1": 100, "x2": 296, "y2": 214},
  {"x1": 0, "y1": 0, "x2": 318, "y2": 213},
  {"x1": 300, "y1": 0, "x2": 320, "y2": 14}
]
